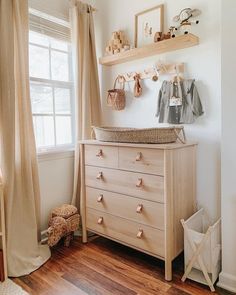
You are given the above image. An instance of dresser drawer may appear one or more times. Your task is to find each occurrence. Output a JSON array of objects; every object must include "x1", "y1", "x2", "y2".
[
  {"x1": 85, "y1": 145, "x2": 118, "y2": 168},
  {"x1": 86, "y1": 187, "x2": 165, "y2": 230},
  {"x1": 119, "y1": 147, "x2": 164, "y2": 175},
  {"x1": 86, "y1": 208, "x2": 165, "y2": 258},
  {"x1": 85, "y1": 166, "x2": 164, "y2": 203}
]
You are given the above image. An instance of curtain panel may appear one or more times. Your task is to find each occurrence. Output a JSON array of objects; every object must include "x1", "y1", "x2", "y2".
[
  {"x1": 70, "y1": 1, "x2": 102, "y2": 212},
  {"x1": 0, "y1": 0, "x2": 50, "y2": 276}
]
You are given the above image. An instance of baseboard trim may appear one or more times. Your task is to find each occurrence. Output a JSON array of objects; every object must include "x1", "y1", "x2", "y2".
[
  {"x1": 41, "y1": 229, "x2": 48, "y2": 236},
  {"x1": 217, "y1": 272, "x2": 236, "y2": 293}
]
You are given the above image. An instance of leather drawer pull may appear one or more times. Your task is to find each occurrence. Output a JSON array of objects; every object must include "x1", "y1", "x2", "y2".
[
  {"x1": 135, "y1": 152, "x2": 142, "y2": 161},
  {"x1": 96, "y1": 172, "x2": 103, "y2": 180},
  {"x1": 136, "y1": 204, "x2": 143, "y2": 213},
  {"x1": 97, "y1": 217, "x2": 103, "y2": 224},
  {"x1": 137, "y1": 229, "x2": 143, "y2": 239},
  {"x1": 136, "y1": 178, "x2": 143, "y2": 188},
  {"x1": 96, "y1": 149, "x2": 103, "y2": 157},
  {"x1": 97, "y1": 194, "x2": 103, "y2": 202}
]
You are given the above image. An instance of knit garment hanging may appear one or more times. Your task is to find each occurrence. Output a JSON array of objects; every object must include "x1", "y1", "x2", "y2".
[{"x1": 156, "y1": 79, "x2": 204, "y2": 124}]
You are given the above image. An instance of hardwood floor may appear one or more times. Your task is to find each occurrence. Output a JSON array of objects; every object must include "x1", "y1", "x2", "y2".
[{"x1": 13, "y1": 237, "x2": 232, "y2": 295}]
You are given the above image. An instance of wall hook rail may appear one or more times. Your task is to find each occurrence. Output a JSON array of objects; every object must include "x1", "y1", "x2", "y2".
[{"x1": 119, "y1": 63, "x2": 185, "y2": 82}]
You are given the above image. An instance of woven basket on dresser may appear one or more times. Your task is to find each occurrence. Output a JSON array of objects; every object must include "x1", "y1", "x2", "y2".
[{"x1": 92, "y1": 126, "x2": 186, "y2": 144}]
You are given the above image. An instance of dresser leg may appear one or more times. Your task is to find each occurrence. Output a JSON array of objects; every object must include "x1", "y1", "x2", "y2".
[
  {"x1": 82, "y1": 226, "x2": 88, "y2": 243},
  {"x1": 165, "y1": 260, "x2": 172, "y2": 281}
]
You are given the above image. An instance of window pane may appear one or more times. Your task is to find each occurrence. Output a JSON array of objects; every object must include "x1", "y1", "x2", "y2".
[
  {"x1": 54, "y1": 88, "x2": 71, "y2": 114},
  {"x1": 29, "y1": 45, "x2": 50, "y2": 79},
  {"x1": 29, "y1": 31, "x2": 49, "y2": 47},
  {"x1": 51, "y1": 50, "x2": 69, "y2": 81},
  {"x1": 56, "y1": 116, "x2": 72, "y2": 145},
  {"x1": 31, "y1": 84, "x2": 53, "y2": 114},
  {"x1": 51, "y1": 38, "x2": 68, "y2": 51},
  {"x1": 33, "y1": 116, "x2": 55, "y2": 147}
]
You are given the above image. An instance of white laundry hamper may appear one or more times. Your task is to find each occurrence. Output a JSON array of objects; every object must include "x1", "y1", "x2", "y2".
[{"x1": 181, "y1": 208, "x2": 221, "y2": 292}]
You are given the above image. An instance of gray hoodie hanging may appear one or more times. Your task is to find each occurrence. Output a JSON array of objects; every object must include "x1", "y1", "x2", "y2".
[{"x1": 156, "y1": 79, "x2": 204, "y2": 124}]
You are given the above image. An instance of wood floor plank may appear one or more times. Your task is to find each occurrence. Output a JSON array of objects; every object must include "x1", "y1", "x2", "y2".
[
  {"x1": 60, "y1": 251, "x2": 166, "y2": 295},
  {"x1": 12, "y1": 237, "x2": 232, "y2": 295},
  {"x1": 64, "y1": 261, "x2": 137, "y2": 295},
  {"x1": 15, "y1": 273, "x2": 52, "y2": 295},
  {"x1": 167, "y1": 286, "x2": 192, "y2": 295},
  {"x1": 75, "y1": 246, "x2": 170, "y2": 294},
  {"x1": 86, "y1": 237, "x2": 167, "y2": 280},
  {"x1": 35, "y1": 265, "x2": 87, "y2": 295},
  {"x1": 13, "y1": 277, "x2": 36, "y2": 295},
  {"x1": 46, "y1": 240, "x2": 170, "y2": 295},
  {"x1": 77, "y1": 254, "x2": 165, "y2": 295}
]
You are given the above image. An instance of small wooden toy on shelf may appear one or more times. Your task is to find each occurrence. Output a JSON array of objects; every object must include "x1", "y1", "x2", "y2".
[
  {"x1": 173, "y1": 8, "x2": 201, "y2": 35},
  {"x1": 154, "y1": 26, "x2": 177, "y2": 43},
  {"x1": 154, "y1": 32, "x2": 168, "y2": 42},
  {"x1": 105, "y1": 31, "x2": 132, "y2": 55}
]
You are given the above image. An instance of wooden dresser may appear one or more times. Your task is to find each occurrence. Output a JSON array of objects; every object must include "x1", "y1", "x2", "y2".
[{"x1": 80, "y1": 140, "x2": 197, "y2": 281}]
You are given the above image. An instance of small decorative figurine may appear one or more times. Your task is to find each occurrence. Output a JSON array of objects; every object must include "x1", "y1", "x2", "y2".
[
  {"x1": 169, "y1": 26, "x2": 178, "y2": 38},
  {"x1": 173, "y1": 8, "x2": 201, "y2": 35},
  {"x1": 154, "y1": 32, "x2": 162, "y2": 42},
  {"x1": 105, "y1": 31, "x2": 131, "y2": 55},
  {"x1": 154, "y1": 25, "x2": 180, "y2": 43},
  {"x1": 154, "y1": 31, "x2": 171, "y2": 43}
]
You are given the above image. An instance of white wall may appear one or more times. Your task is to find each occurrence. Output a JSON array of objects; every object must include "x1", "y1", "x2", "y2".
[
  {"x1": 29, "y1": 0, "x2": 97, "y2": 21},
  {"x1": 29, "y1": 0, "x2": 70, "y2": 20},
  {"x1": 217, "y1": 0, "x2": 236, "y2": 292},
  {"x1": 94, "y1": 0, "x2": 221, "y2": 220},
  {"x1": 38, "y1": 152, "x2": 74, "y2": 230}
]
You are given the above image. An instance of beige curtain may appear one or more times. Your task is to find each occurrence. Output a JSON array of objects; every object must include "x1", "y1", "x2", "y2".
[
  {"x1": 0, "y1": 0, "x2": 50, "y2": 276},
  {"x1": 70, "y1": 1, "x2": 101, "y2": 209}
]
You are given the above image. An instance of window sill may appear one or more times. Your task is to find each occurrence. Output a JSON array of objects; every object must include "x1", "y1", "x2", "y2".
[{"x1": 37, "y1": 147, "x2": 75, "y2": 162}]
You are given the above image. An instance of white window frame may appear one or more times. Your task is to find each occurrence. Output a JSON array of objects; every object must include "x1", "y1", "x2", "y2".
[{"x1": 29, "y1": 20, "x2": 75, "y2": 155}]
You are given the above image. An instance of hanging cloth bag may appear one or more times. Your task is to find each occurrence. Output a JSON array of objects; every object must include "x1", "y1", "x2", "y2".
[
  {"x1": 169, "y1": 65, "x2": 183, "y2": 106},
  {"x1": 134, "y1": 74, "x2": 142, "y2": 98},
  {"x1": 107, "y1": 76, "x2": 126, "y2": 111}
]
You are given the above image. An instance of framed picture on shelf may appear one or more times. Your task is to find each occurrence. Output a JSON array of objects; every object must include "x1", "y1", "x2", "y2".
[{"x1": 135, "y1": 4, "x2": 164, "y2": 48}]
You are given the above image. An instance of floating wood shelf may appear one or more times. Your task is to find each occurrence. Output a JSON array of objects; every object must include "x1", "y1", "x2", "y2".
[{"x1": 99, "y1": 34, "x2": 199, "y2": 66}]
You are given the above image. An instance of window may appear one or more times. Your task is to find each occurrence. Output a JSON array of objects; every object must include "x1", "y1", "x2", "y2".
[{"x1": 29, "y1": 12, "x2": 74, "y2": 152}]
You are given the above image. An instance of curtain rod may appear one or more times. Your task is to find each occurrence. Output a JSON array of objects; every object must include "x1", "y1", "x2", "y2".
[{"x1": 70, "y1": 1, "x2": 98, "y2": 12}]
